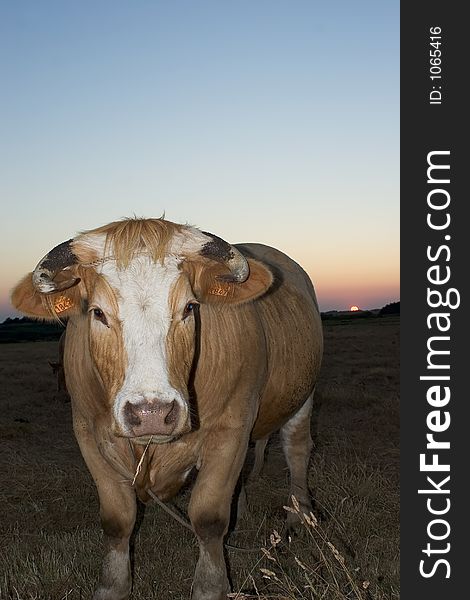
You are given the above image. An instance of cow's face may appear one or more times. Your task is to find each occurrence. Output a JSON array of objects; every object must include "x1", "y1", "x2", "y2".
[
  {"x1": 11, "y1": 219, "x2": 274, "y2": 442},
  {"x1": 86, "y1": 253, "x2": 197, "y2": 441}
]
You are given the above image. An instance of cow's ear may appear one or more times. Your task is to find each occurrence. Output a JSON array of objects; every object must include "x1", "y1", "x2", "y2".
[
  {"x1": 11, "y1": 273, "x2": 81, "y2": 321},
  {"x1": 186, "y1": 258, "x2": 274, "y2": 305}
]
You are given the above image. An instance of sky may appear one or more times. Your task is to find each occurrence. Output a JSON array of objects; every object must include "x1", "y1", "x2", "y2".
[{"x1": 0, "y1": 1, "x2": 399, "y2": 321}]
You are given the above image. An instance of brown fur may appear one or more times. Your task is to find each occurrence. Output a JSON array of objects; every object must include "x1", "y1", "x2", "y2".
[
  {"x1": 76, "y1": 217, "x2": 185, "y2": 267},
  {"x1": 183, "y1": 257, "x2": 274, "y2": 305},
  {"x1": 11, "y1": 219, "x2": 323, "y2": 600},
  {"x1": 84, "y1": 274, "x2": 127, "y2": 406},
  {"x1": 166, "y1": 273, "x2": 198, "y2": 403}
]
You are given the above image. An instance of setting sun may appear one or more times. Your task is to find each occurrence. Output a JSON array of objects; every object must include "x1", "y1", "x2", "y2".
[{"x1": 350, "y1": 305, "x2": 360, "y2": 312}]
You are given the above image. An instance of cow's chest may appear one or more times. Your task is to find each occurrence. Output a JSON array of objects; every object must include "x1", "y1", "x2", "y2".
[{"x1": 133, "y1": 437, "x2": 199, "y2": 502}]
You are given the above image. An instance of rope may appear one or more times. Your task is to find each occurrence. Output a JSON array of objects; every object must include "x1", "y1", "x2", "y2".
[
  {"x1": 146, "y1": 489, "x2": 260, "y2": 553},
  {"x1": 146, "y1": 489, "x2": 193, "y2": 531},
  {"x1": 129, "y1": 440, "x2": 259, "y2": 553}
]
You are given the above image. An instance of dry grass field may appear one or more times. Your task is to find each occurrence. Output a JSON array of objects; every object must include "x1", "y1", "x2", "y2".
[{"x1": 0, "y1": 316, "x2": 399, "y2": 600}]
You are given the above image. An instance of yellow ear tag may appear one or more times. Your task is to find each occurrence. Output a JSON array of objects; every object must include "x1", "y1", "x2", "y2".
[
  {"x1": 208, "y1": 285, "x2": 229, "y2": 297},
  {"x1": 54, "y1": 295, "x2": 74, "y2": 314}
]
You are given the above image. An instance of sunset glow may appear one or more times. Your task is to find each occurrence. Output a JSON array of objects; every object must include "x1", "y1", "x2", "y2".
[
  {"x1": 350, "y1": 306, "x2": 360, "y2": 312},
  {"x1": 0, "y1": 2, "x2": 399, "y2": 321}
]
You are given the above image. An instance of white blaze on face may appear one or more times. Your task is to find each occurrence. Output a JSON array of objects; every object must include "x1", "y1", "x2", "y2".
[{"x1": 100, "y1": 254, "x2": 187, "y2": 433}]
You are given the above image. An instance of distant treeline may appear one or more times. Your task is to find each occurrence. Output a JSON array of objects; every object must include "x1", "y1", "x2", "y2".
[
  {"x1": 321, "y1": 301, "x2": 400, "y2": 321},
  {"x1": 379, "y1": 301, "x2": 400, "y2": 315},
  {"x1": 0, "y1": 317, "x2": 65, "y2": 343},
  {"x1": 1, "y1": 302, "x2": 400, "y2": 342}
]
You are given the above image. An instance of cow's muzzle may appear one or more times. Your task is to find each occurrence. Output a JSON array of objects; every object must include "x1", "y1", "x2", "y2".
[{"x1": 123, "y1": 398, "x2": 189, "y2": 438}]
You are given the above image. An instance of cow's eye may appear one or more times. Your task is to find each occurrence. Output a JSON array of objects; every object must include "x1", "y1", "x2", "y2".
[
  {"x1": 92, "y1": 308, "x2": 109, "y2": 327},
  {"x1": 183, "y1": 301, "x2": 198, "y2": 320}
]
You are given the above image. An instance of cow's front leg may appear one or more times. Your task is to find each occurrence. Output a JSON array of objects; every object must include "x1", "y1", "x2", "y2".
[
  {"x1": 188, "y1": 427, "x2": 250, "y2": 600},
  {"x1": 93, "y1": 481, "x2": 136, "y2": 600},
  {"x1": 74, "y1": 423, "x2": 136, "y2": 600}
]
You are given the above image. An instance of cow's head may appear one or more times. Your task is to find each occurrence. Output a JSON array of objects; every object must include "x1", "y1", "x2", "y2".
[{"x1": 12, "y1": 219, "x2": 273, "y2": 442}]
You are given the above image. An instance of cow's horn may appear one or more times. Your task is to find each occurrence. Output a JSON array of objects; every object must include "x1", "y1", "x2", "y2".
[
  {"x1": 32, "y1": 239, "x2": 81, "y2": 293},
  {"x1": 199, "y1": 232, "x2": 250, "y2": 283}
]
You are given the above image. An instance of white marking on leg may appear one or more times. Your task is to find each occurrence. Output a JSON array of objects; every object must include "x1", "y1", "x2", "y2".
[
  {"x1": 249, "y1": 437, "x2": 269, "y2": 481},
  {"x1": 281, "y1": 393, "x2": 313, "y2": 465},
  {"x1": 281, "y1": 393, "x2": 314, "y2": 516},
  {"x1": 94, "y1": 547, "x2": 131, "y2": 600}
]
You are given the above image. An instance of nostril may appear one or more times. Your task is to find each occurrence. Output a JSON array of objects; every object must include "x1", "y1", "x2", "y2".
[
  {"x1": 124, "y1": 402, "x2": 142, "y2": 426},
  {"x1": 164, "y1": 400, "x2": 178, "y2": 425}
]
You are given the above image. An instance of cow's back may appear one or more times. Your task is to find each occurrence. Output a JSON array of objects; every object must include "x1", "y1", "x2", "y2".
[{"x1": 236, "y1": 243, "x2": 323, "y2": 439}]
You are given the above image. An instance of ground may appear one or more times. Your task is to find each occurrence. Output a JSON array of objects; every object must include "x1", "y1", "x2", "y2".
[{"x1": 0, "y1": 316, "x2": 399, "y2": 600}]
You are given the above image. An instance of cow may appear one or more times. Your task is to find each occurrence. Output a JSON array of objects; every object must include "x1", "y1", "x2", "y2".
[
  {"x1": 49, "y1": 329, "x2": 69, "y2": 399},
  {"x1": 11, "y1": 217, "x2": 323, "y2": 600}
]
